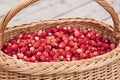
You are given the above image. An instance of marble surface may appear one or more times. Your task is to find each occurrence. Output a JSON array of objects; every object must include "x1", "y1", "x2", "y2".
[{"x1": 0, "y1": 0, "x2": 120, "y2": 27}]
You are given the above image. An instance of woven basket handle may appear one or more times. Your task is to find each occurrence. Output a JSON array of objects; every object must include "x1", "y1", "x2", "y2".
[
  {"x1": 95, "y1": 0, "x2": 120, "y2": 37},
  {"x1": 0, "y1": 0, "x2": 38, "y2": 49},
  {"x1": 0, "y1": 0, "x2": 119, "y2": 49}
]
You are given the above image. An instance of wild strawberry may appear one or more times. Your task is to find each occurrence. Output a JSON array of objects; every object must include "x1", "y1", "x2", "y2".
[
  {"x1": 60, "y1": 51, "x2": 66, "y2": 57},
  {"x1": 65, "y1": 46, "x2": 71, "y2": 51},
  {"x1": 33, "y1": 41, "x2": 40, "y2": 48},
  {"x1": 67, "y1": 41, "x2": 74, "y2": 47},
  {"x1": 89, "y1": 40, "x2": 96, "y2": 46},
  {"x1": 45, "y1": 47, "x2": 51, "y2": 52},
  {"x1": 63, "y1": 58, "x2": 68, "y2": 61},
  {"x1": 32, "y1": 49, "x2": 38, "y2": 55},
  {"x1": 20, "y1": 47, "x2": 28, "y2": 52},
  {"x1": 59, "y1": 42, "x2": 66, "y2": 49},
  {"x1": 71, "y1": 56, "x2": 78, "y2": 61},
  {"x1": 29, "y1": 56, "x2": 36, "y2": 62},
  {"x1": 54, "y1": 31, "x2": 64, "y2": 38},
  {"x1": 57, "y1": 25, "x2": 64, "y2": 31},
  {"x1": 23, "y1": 33, "x2": 30, "y2": 39},
  {"x1": 34, "y1": 36, "x2": 39, "y2": 41},
  {"x1": 25, "y1": 51, "x2": 32, "y2": 57},
  {"x1": 38, "y1": 46, "x2": 44, "y2": 52},
  {"x1": 110, "y1": 43, "x2": 116, "y2": 49},
  {"x1": 51, "y1": 42, "x2": 58, "y2": 47},
  {"x1": 97, "y1": 41, "x2": 102, "y2": 47},
  {"x1": 30, "y1": 47, "x2": 35, "y2": 51},
  {"x1": 83, "y1": 29, "x2": 88, "y2": 35},
  {"x1": 80, "y1": 53, "x2": 86, "y2": 59},
  {"x1": 103, "y1": 43, "x2": 110, "y2": 49},
  {"x1": 10, "y1": 39, "x2": 17, "y2": 44},
  {"x1": 49, "y1": 51, "x2": 55, "y2": 57},
  {"x1": 72, "y1": 27, "x2": 80, "y2": 32},
  {"x1": 42, "y1": 51, "x2": 49, "y2": 57},
  {"x1": 51, "y1": 27, "x2": 58, "y2": 33},
  {"x1": 23, "y1": 56, "x2": 29, "y2": 62},
  {"x1": 74, "y1": 30, "x2": 80, "y2": 37},
  {"x1": 19, "y1": 41, "x2": 26, "y2": 47},
  {"x1": 3, "y1": 42, "x2": 8, "y2": 47},
  {"x1": 45, "y1": 39, "x2": 51, "y2": 45},
  {"x1": 17, "y1": 53, "x2": 24, "y2": 59},
  {"x1": 76, "y1": 48, "x2": 83, "y2": 53},
  {"x1": 40, "y1": 55, "x2": 46, "y2": 62},
  {"x1": 89, "y1": 51, "x2": 99, "y2": 58},
  {"x1": 70, "y1": 48, "x2": 77, "y2": 55},
  {"x1": 11, "y1": 44, "x2": 18, "y2": 51},
  {"x1": 66, "y1": 51, "x2": 72, "y2": 58}
]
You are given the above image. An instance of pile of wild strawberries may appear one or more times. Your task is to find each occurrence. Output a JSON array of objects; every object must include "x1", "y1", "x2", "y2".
[{"x1": 1, "y1": 25, "x2": 117, "y2": 62}]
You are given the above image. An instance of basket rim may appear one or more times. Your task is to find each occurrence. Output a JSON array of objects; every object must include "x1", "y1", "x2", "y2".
[
  {"x1": 6, "y1": 17, "x2": 113, "y2": 30},
  {"x1": 1, "y1": 17, "x2": 120, "y2": 75}
]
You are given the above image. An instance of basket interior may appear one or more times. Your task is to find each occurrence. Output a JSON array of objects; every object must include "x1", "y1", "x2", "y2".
[{"x1": 4, "y1": 18, "x2": 117, "y2": 44}]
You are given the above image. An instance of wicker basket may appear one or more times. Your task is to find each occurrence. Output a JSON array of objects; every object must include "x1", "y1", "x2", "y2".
[{"x1": 0, "y1": 0, "x2": 120, "y2": 80}]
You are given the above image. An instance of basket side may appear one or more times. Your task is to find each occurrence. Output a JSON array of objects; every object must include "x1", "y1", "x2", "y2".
[{"x1": 0, "y1": 44, "x2": 120, "y2": 80}]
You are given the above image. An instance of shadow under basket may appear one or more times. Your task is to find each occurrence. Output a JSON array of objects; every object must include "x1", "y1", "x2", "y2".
[{"x1": 0, "y1": 0, "x2": 120, "y2": 80}]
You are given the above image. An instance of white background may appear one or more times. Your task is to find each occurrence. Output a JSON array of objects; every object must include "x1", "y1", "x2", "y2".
[{"x1": 0, "y1": 0, "x2": 120, "y2": 27}]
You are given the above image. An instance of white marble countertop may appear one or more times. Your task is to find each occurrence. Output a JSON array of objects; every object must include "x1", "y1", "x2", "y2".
[{"x1": 0, "y1": 0, "x2": 120, "y2": 27}]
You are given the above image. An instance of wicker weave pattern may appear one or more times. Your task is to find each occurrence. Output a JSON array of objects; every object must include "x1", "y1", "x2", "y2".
[
  {"x1": 0, "y1": 58, "x2": 120, "y2": 80},
  {"x1": 0, "y1": 0, "x2": 120, "y2": 80}
]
